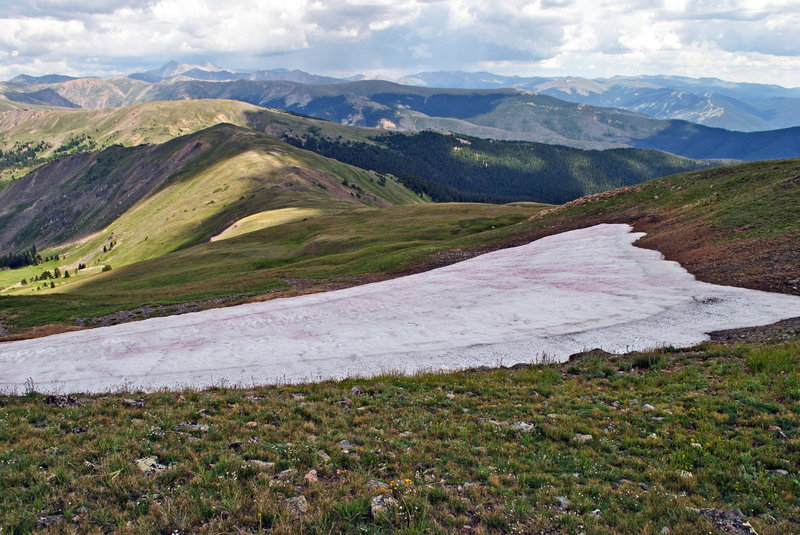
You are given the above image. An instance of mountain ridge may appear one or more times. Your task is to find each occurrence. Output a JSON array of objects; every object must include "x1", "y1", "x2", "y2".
[{"x1": 3, "y1": 66, "x2": 800, "y2": 161}]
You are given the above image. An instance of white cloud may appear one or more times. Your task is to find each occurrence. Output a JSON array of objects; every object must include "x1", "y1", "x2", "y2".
[{"x1": 0, "y1": 0, "x2": 799, "y2": 86}]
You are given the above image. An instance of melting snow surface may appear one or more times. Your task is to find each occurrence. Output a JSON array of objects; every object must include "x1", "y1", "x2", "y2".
[{"x1": 2, "y1": 224, "x2": 800, "y2": 394}]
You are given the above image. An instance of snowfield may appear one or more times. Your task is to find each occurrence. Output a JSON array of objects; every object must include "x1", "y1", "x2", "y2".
[{"x1": 2, "y1": 224, "x2": 800, "y2": 394}]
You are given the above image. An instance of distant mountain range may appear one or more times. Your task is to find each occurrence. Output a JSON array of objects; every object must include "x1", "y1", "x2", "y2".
[
  {"x1": 1, "y1": 62, "x2": 799, "y2": 162},
  {"x1": 398, "y1": 72, "x2": 800, "y2": 132},
  {"x1": 127, "y1": 60, "x2": 349, "y2": 85},
  {"x1": 6, "y1": 61, "x2": 800, "y2": 132}
]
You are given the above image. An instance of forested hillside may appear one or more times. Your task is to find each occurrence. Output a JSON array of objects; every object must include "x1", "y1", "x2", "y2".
[{"x1": 283, "y1": 131, "x2": 722, "y2": 204}]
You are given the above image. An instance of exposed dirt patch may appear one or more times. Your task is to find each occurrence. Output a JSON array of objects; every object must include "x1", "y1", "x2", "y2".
[
  {"x1": 709, "y1": 316, "x2": 800, "y2": 344},
  {"x1": 632, "y1": 218, "x2": 800, "y2": 297},
  {"x1": 279, "y1": 274, "x2": 393, "y2": 293},
  {"x1": 0, "y1": 323, "x2": 85, "y2": 342},
  {"x1": 72, "y1": 294, "x2": 259, "y2": 328}
]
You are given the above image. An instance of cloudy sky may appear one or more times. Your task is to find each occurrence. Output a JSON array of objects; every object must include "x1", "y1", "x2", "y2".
[{"x1": 2, "y1": 0, "x2": 799, "y2": 86}]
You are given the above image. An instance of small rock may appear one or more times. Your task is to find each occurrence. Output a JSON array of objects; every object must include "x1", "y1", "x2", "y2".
[
  {"x1": 44, "y1": 395, "x2": 80, "y2": 408},
  {"x1": 660, "y1": 527, "x2": 671, "y2": 534},
  {"x1": 350, "y1": 385, "x2": 364, "y2": 396},
  {"x1": 768, "y1": 469, "x2": 789, "y2": 476},
  {"x1": 768, "y1": 426, "x2": 789, "y2": 440},
  {"x1": 649, "y1": 433, "x2": 658, "y2": 439},
  {"x1": 276, "y1": 469, "x2": 297, "y2": 481},
  {"x1": 510, "y1": 421, "x2": 535, "y2": 433},
  {"x1": 628, "y1": 398, "x2": 639, "y2": 406},
  {"x1": 446, "y1": 393, "x2": 455, "y2": 400},
  {"x1": 336, "y1": 439, "x2": 353, "y2": 451},
  {"x1": 123, "y1": 398, "x2": 145, "y2": 408},
  {"x1": 317, "y1": 450, "x2": 332, "y2": 463},
  {"x1": 530, "y1": 390, "x2": 539, "y2": 397},
  {"x1": 642, "y1": 403, "x2": 655, "y2": 411},
  {"x1": 245, "y1": 421, "x2": 259, "y2": 427},
  {"x1": 246, "y1": 459, "x2": 274, "y2": 470},
  {"x1": 134, "y1": 456, "x2": 166, "y2": 475},
  {"x1": 590, "y1": 509, "x2": 601, "y2": 517},
  {"x1": 477, "y1": 418, "x2": 506, "y2": 427},
  {"x1": 371, "y1": 494, "x2": 398, "y2": 519},
  {"x1": 555, "y1": 496, "x2": 570, "y2": 510},
  {"x1": 366, "y1": 479, "x2": 390, "y2": 492},
  {"x1": 291, "y1": 393, "x2": 306, "y2": 400},
  {"x1": 198, "y1": 408, "x2": 211, "y2": 417},
  {"x1": 337, "y1": 397, "x2": 352, "y2": 406},
  {"x1": 37, "y1": 513, "x2": 65, "y2": 527},
  {"x1": 399, "y1": 430, "x2": 413, "y2": 437},
  {"x1": 304, "y1": 469, "x2": 318, "y2": 482},
  {"x1": 284, "y1": 495, "x2": 309, "y2": 515},
  {"x1": 698, "y1": 508, "x2": 758, "y2": 535},
  {"x1": 691, "y1": 442, "x2": 702, "y2": 448},
  {"x1": 573, "y1": 433, "x2": 593, "y2": 443},
  {"x1": 176, "y1": 422, "x2": 209, "y2": 433},
  {"x1": 71, "y1": 426, "x2": 87, "y2": 434}
]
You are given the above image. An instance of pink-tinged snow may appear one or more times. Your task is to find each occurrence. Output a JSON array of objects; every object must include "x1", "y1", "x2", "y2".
[{"x1": 2, "y1": 224, "x2": 800, "y2": 394}]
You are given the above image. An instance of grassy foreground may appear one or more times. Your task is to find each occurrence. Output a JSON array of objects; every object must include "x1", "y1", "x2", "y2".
[{"x1": 2, "y1": 340, "x2": 798, "y2": 534}]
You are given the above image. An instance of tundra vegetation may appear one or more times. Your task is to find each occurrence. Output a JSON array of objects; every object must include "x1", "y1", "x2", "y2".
[{"x1": 0, "y1": 339, "x2": 798, "y2": 534}]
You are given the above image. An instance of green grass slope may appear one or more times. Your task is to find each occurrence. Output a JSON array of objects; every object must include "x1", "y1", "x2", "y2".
[
  {"x1": 0, "y1": 123, "x2": 418, "y2": 252},
  {"x1": 0, "y1": 124, "x2": 425, "y2": 310},
  {"x1": 1, "y1": 339, "x2": 799, "y2": 534},
  {"x1": 0, "y1": 202, "x2": 544, "y2": 336},
  {"x1": 0, "y1": 99, "x2": 261, "y2": 186}
]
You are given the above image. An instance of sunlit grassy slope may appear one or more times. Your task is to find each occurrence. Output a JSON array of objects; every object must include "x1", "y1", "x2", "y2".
[
  {"x1": 0, "y1": 99, "x2": 256, "y2": 150},
  {"x1": 0, "y1": 202, "x2": 545, "y2": 334},
  {"x1": 0, "y1": 100, "x2": 262, "y2": 185},
  {"x1": 0, "y1": 124, "x2": 423, "y2": 299}
]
